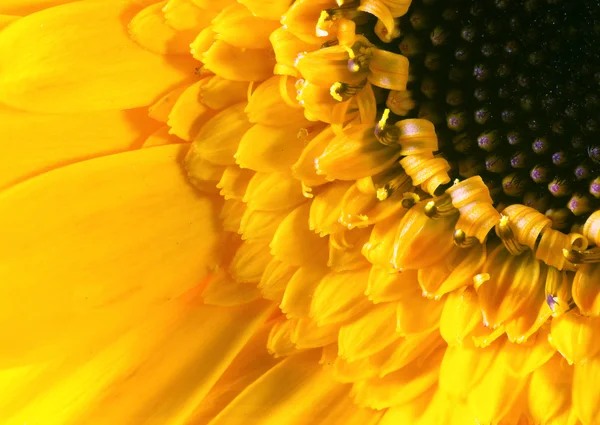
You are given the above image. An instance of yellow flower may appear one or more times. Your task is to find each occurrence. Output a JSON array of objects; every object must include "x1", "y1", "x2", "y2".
[{"x1": 1, "y1": 0, "x2": 600, "y2": 424}]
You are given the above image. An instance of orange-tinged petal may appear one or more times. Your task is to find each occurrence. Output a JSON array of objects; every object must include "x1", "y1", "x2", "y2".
[
  {"x1": 202, "y1": 40, "x2": 276, "y2": 82},
  {"x1": 3, "y1": 297, "x2": 273, "y2": 425},
  {"x1": 191, "y1": 103, "x2": 252, "y2": 165},
  {"x1": 129, "y1": 1, "x2": 198, "y2": 55},
  {"x1": 202, "y1": 269, "x2": 261, "y2": 306},
  {"x1": 217, "y1": 166, "x2": 254, "y2": 201},
  {"x1": 0, "y1": 0, "x2": 196, "y2": 112},
  {"x1": 208, "y1": 350, "x2": 369, "y2": 425},
  {"x1": 167, "y1": 78, "x2": 216, "y2": 141},
  {"x1": 229, "y1": 239, "x2": 272, "y2": 283},
  {"x1": 142, "y1": 125, "x2": 186, "y2": 148},
  {"x1": 239, "y1": 208, "x2": 289, "y2": 241},
  {"x1": 186, "y1": 321, "x2": 281, "y2": 424},
  {"x1": 293, "y1": 319, "x2": 339, "y2": 349},
  {"x1": 281, "y1": 266, "x2": 328, "y2": 319},
  {"x1": 477, "y1": 246, "x2": 541, "y2": 328},
  {"x1": 351, "y1": 345, "x2": 444, "y2": 409},
  {"x1": 362, "y1": 215, "x2": 402, "y2": 271},
  {"x1": 0, "y1": 0, "x2": 79, "y2": 15},
  {"x1": 572, "y1": 263, "x2": 600, "y2": 316},
  {"x1": 418, "y1": 244, "x2": 486, "y2": 297},
  {"x1": 162, "y1": 0, "x2": 215, "y2": 31},
  {"x1": 328, "y1": 228, "x2": 372, "y2": 272},
  {"x1": 550, "y1": 309, "x2": 600, "y2": 365},
  {"x1": 0, "y1": 106, "x2": 159, "y2": 191},
  {"x1": 0, "y1": 144, "x2": 224, "y2": 365},
  {"x1": 238, "y1": 0, "x2": 293, "y2": 20},
  {"x1": 0, "y1": 15, "x2": 19, "y2": 31},
  {"x1": 212, "y1": 3, "x2": 280, "y2": 49},
  {"x1": 310, "y1": 268, "x2": 372, "y2": 326},
  {"x1": 147, "y1": 83, "x2": 189, "y2": 123},
  {"x1": 528, "y1": 353, "x2": 575, "y2": 425},
  {"x1": 440, "y1": 286, "x2": 483, "y2": 346},
  {"x1": 267, "y1": 317, "x2": 303, "y2": 358},
  {"x1": 244, "y1": 171, "x2": 306, "y2": 211},
  {"x1": 396, "y1": 287, "x2": 445, "y2": 335},
  {"x1": 258, "y1": 258, "x2": 298, "y2": 302},
  {"x1": 573, "y1": 355, "x2": 600, "y2": 425},
  {"x1": 236, "y1": 123, "x2": 312, "y2": 172},
  {"x1": 270, "y1": 203, "x2": 329, "y2": 267},
  {"x1": 309, "y1": 181, "x2": 355, "y2": 236},
  {"x1": 366, "y1": 266, "x2": 419, "y2": 304},
  {"x1": 392, "y1": 201, "x2": 456, "y2": 270},
  {"x1": 338, "y1": 302, "x2": 400, "y2": 362}
]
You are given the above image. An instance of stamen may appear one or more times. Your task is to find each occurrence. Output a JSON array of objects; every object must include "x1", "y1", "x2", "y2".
[
  {"x1": 424, "y1": 194, "x2": 457, "y2": 219},
  {"x1": 453, "y1": 229, "x2": 478, "y2": 248},
  {"x1": 496, "y1": 215, "x2": 528, "y2": 255},
  {"x1": 563, "y1": 248, "x2": 600, "y2": 264}
]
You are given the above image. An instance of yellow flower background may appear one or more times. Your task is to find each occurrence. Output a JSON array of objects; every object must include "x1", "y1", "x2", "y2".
[{"x1": 1, "y1": 0, "x2": 600, "y2": 424}]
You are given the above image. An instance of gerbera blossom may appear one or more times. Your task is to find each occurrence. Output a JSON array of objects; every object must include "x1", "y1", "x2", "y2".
[{"x1": 1, "y1": 0, "x2": 600, "y2": 424}]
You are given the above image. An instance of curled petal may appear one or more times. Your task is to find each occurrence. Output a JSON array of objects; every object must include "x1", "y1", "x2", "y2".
[
  {"x1": 358, "y1": 0, "x2": 396, "y2": 42},
  {"x1": 502, "y1": 205, "x2": 552, "y2": 251},
  {"x1": 583, "y1": 210, "x2": 600, "y2": 246},
  {"x1": 456, "y1": 203, "x2": 501, "y2": 244},
  {"x1": 447, "y1": 176, "x2": 494, "y2": 207},
  {"x1": 393, "y1": 119, "x2": 438, "y2": 155},
  {"x1": 572, "y1": 263, "x2": 600, "y2": 316},
  {"x1": 367, "y1": 48, "x2": 409, "y2": 91},
  {"x1": 399, "y1": 153, "x2": 451, "y2": 195}
]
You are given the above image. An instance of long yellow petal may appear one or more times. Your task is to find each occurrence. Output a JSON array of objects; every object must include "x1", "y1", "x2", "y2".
[
  {"x1": 0, "y1": 106, "x2": 159, "y2": 191},
  {"x1": 0, "y1": 144, "x2": 222, "y2": 364},
  {"x1": 0, "y1": 0, "x2": 195, "y2": 112}
]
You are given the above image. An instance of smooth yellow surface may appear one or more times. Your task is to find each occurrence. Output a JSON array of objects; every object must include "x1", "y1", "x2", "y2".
[
  {"x1": 0, "y1": 144, "x2": 222, "y2": 364},
  {"x1": 0, "y1": 0, "x2": 195, "y2": 112}
]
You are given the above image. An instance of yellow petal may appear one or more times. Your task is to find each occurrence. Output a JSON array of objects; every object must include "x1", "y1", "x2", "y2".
[
  {"x1": 244, "y1": 171, "x2": 306, "y2": 211},
  {"x1": 3, "y1": 297, "x2": 273, "y2": 425},
  {"x1": 503, "y1": 326, "x2": 555, "y2": 376},
  {"x1": 328, "y1": 228, "x2": 372, "y2": 272},
  {"x1": 418, "y1": 244, "x2": 486, "y2": 297},
  {"x1": 366, "y1": 267, "x2": 419, "y2": 303},
  {"x1": 351, "y1": 345, "x2": 444, "y2": 409},
  {"x1": 187, "y1": 321, "x2": 281, "y2": 424},
  {"x1": 392, "y1": 200, "x2": 457, "y2": 270},
  {"x1": 378, "y1": 390, "x2": 434, "y2": 425},
  {"x1": 246, "y1": 76, "x2": 309, "y2": 126},
  {"x1": 362, "y1": 215, "x2": 402, "y2": 271},
  {"x1": 142, "y1": 125, "x2": 186, "y2": 148},
  {"x1": 202, "y1": 268, "x2": 261, "y2": 306},
  {"x1": 0, "y1": 0, "x2": 195, "y2": 112},
  {"x1": 267, "y1": 317, "x2": 303, "y2": 358},
  {"x1": 0, "y1": 106, "x2": 159, "y2": 191},
  {"x1": 281, "y1": 266, "x2": 329, "y2": 319},
  {"x1": 236, "y1": 123, "x2": 312, "y2": 172},
  {"x1": 217, "y1": 166, "x2": 254, "y2": 200},
  {"x1": 572, "y1": 263, "x2": 600, "y2": 316},
  {"x1": 439, "y1": 287, "x2": 483, "y2": 346},
  {"x1": 0, "y1": 0, "x2": 78, "y2": 15},
  {"x1": 212, "y1": 3, "x2": 280, "y2": 49},
  {"x1": 209, "y1": 350, "x2": 368, "y2": 425},
  {"x1": 0, "y1": 144, "x2": 222, "y2": 365},
  {"x1": 573, "y1": 355, "x2": 600, "y2": 425},
  {"x1": 528, "y1": 353, "x2": 575, "y2": 425},
  {"x1": 338, "y1": 302, "x2": 401, "y2": 362},
  {"x1": 0, "y1": 15, "x2": 19, "y2": 31},
  {"x1": 269, "y1": 27, "x2": 318, "y2": 77},
  {"x1": 270, "y1": 203, "x2": 329, "y2": 267},
  {"x1": 147, "y1": 83, "x2": 189, "y2": 123},
  {"x1": 167, "y1": 78, "x2": 216, "y2": 142},
  {"x1": 229, "y1": 239, "x2": 272, "y2": 283},
  {"x1": 292, "y1": 125, "x2": 336, "y2": 187},
  {"x1": 550, "y1": 309, "x2": 600, "y2": 365},
  {"x1": 311, "y1": 268, "x2": 372, "y2": 326},
  {"x1": 238, "y1": 0, "x2": 293, "y2": 20},
  {"x1": 184, "y1": 144, "x2": 228, "y2": 187},
  {"x1": 239, "y1": 208, "x2": 289, "y2": 241},
  {"x1": 293, "y1": 319, "x2": 339, "y2": 349},
  {"x1": 220, "y1": 198, "x2": 245, "y2": 232},
  {"x1": 162, "y1": 0, "x2": 215, "y2": 31},
  {"x1": 309, "y1": 181, "x2": 355, "y2": 236},
  {"x1": 477, "y1": 246, "x2": 541, "y2": 328},
  {"x1": 202, "y1": 40, "x2": 276, "y2": 82},
  {"x1": 258, "y1": 258, "x2": 298, "y2": 302},
  {"x1": 396, "y1": 287, "x2": 445, "y2": 335},
  {"x1": 191, "y1": 103, "x2": 252, "y2": 164},
  {"x1": 128, "y1": 1, "x2": 198, "y2": 54}
]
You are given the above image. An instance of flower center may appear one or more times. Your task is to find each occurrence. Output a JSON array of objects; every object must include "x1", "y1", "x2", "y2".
[{"x1": 382, "y1": 0, "x2": 600, "y2": 230}]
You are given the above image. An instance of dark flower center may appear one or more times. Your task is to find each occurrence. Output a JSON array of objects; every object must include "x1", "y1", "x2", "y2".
[{"x1": 380, "y1": 0, "x2": 600, "y2": 229}]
